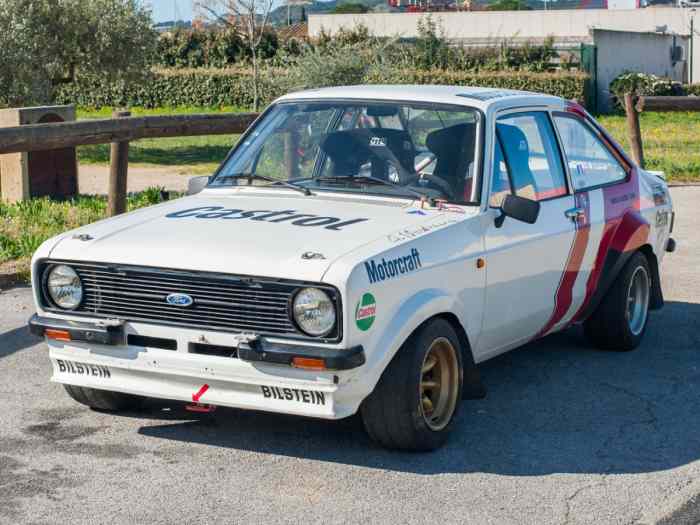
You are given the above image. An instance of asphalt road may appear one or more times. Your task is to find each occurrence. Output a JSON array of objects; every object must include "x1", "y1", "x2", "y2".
[{"x1": 1, "y1": 187, "x2": 698, "y2": 525}]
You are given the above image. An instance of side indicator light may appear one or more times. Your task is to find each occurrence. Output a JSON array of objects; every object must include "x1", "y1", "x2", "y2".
[
  {"x1": 292, "y1": 357, "x2": 326, "y2": 371},
  {"x1": 476, "y1": 258, "x2": 486, "y2": 269},
  {"x1": 45, "y1": 329, "x2": 71, "y2": 342}
]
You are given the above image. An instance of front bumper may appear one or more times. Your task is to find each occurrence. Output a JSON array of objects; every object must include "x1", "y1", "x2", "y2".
[
  {"x1": 29, "y1": 313, "x2": 368, "y2": 419},
  {"x1": 29, "y1": 314, "x2": 365, "y2": 371}
]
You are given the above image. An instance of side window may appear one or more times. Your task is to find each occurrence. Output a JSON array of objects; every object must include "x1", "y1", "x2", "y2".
[
  {"x1": 495, "y1": 112, "x2": 568, "y2": 202},
  {"x1": 553, "y1": 115, "x2": 628, "y2": 191}
]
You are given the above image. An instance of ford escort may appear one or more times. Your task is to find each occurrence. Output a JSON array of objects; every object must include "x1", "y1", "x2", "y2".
[{"x1": 29, "y1": 85, "x2": 676, "y2": 450}]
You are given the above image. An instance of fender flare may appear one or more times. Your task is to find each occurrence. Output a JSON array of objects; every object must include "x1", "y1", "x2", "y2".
[
  {"x1": 577, "y1": 210, "x2": 661, "y2": 321},
  {"x1": 365, "y1": 288, "x2": 485, "y2": 401}
]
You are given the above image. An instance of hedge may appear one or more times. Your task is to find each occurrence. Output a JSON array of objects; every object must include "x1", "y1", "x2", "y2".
[
  {"x1": 56, "y1": 68, "x2": 589, "y2": 110},
  {"x1": 365, "y1": 69, "x2": 588, "y2": 102}
]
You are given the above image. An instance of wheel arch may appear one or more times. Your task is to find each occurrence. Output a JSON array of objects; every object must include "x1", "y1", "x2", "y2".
[
  {"x1": 579, "y1": 243, "x2": 662, "y2": 321},
  {"x1": 638, "y1": 244, "x2": 664, "y2": 310},
  {"x1": 360, "y1": 289, "x2": 486, "y2": 405},
  {"x1": 431, "y1": 312, "x2": 486, "y2": 400}
]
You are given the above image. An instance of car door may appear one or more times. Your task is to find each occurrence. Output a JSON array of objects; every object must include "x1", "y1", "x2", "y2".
[
  {"x1": 477, "y1": 110, "x2": 585, "y2": 357},
  {"x1": 550, "y1": 111, "x2": 634, "y2": 322}
]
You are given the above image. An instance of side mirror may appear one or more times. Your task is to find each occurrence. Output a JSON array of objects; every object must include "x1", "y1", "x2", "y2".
[
  {"x1": 187, "y1": 176, "x2": 210, "y2": 196},
  {"x1": 495, "y1": 194, "x2": 540, "y2": 227}
]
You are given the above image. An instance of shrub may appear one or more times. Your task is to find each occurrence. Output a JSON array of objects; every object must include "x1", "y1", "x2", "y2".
[
  {"x1": 56, "y1": 67, "x2": 589, "y2": 110},
  {"x1": 155, "y1": 27, "x2": 278, "y2": 69},
  {"x1": 155, "y1": 22, "x2": 565, "y2": 74},
  {"x1": 609, "y1": 72, "x2": 683, "y2": 110},
  {"x1": 56, "y1": 68, "x2": 283, "y2": 109},
  {"x1": 684, "y1": 84, "x2": 700, "y2": 96}
]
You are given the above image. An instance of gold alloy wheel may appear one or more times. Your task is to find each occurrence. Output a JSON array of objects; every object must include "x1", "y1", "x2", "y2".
[{"x1": 419, "y1": 337, "x2": 459, "y2": 431}]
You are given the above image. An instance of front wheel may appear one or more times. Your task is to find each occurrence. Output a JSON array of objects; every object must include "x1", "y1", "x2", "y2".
[
  {"x1": 584, "y1": 251, "x2": 652, "y2": 351},
  {"x1": 360, "y1": 318, "x2": 463, "y2": 451},
  {"x1": 63, "y1": 385, "x2": 144, "y2": 412}
]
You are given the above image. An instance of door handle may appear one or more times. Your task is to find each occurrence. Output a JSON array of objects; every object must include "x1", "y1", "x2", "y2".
[{"x1": 565, "y1": 207, "x2": 584, "y2": 221}]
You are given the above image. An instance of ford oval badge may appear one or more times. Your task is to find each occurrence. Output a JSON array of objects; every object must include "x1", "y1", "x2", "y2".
[{"x1": 166, "y1": 293, "x2": 194, "y2": 307}]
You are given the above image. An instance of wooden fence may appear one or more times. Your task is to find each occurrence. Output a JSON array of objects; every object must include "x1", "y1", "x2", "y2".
[
  {"x1": 624, "y1": 95, "x2": 700, "y2": 169},
  {"x1": 0, "y1": 111, "x2": 259, "y2": 215}
]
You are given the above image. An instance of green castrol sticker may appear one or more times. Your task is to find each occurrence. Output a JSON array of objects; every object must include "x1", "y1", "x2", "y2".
[{"x1": 355, "y1": 293, "x2": 376, "y2": 331}]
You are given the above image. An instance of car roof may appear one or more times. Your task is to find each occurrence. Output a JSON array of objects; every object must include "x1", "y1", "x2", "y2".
[{"x1": 275, "y1": 84, "x2": 566, "y2": 111}]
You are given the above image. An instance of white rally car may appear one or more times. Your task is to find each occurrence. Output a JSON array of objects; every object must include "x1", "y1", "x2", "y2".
[{"x1": 29, "y1": 86, "x2": 676, "y2": 451}]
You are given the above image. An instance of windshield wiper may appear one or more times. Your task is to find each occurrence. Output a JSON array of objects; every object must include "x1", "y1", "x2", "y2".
[
  {"x1": 215, "y1": 173, "x2": 312, "y2": 196},
  {"x1": 315, "y1": 174, "x2": 433, "y2": 203}
]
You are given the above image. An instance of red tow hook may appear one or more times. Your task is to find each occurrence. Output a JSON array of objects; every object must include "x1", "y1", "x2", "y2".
[
  {"x1": 185, "y1": 384, "x2": 217, "y2": 413},
  {"x1": 185, "y1": 403, "x2": 217, "y2": 413}
]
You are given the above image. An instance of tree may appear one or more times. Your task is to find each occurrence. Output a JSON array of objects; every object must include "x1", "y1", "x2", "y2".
[
  {"x1": 198, "y1": 0, "x2": 275, "y2": 111},
  {"x1": 0, "y1": 0, "x2": 157, "y2": 108},
  {"x1": 486, "y1": 0, "x2": 531, "y2": 10}
]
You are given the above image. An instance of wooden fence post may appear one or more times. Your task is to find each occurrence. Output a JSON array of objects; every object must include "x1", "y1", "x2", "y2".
[
  {"x1": 624, "y1": 93, "x2": 644, "y2": 169},
  {"x1": 107, "y1": 110, "x2": 130, "y2": 216}
]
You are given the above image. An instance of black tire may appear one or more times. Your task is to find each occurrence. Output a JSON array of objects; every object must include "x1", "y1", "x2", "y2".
[
  {"x1": 63, "y1": 384, "x2": 144, "y2": 412},
  {"x1": 360, "y1": 318, "x2": 463, "y2": 451},
  {"x1": 584, "y1": 251, "x2": 652, "y2": 351}
]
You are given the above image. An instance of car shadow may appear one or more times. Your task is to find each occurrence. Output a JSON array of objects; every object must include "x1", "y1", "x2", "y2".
[
  {"x1": 133, "y1": 299, "x2": 700, "y2": 475},
  {"x1": 0, "y1": 325, "x2": 40, "y2": 359}
]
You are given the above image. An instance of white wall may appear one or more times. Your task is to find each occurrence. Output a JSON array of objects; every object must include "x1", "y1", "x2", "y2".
[
  {"x1": 309, "y1": 9, "x2": 699, "y2": 83},
  {"x1": 593, "y1": 29, "x2": 690, "y2": 111}
]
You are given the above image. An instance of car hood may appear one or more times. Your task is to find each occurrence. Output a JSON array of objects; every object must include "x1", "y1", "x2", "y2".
[{"x1": 49, "y1": 188, "x2": 472, "y2": 282}]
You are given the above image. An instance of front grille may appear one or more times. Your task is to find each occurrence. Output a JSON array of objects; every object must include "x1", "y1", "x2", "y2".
[{"x1": 39, "y1": 261, "x2": 341, "y2": 342}]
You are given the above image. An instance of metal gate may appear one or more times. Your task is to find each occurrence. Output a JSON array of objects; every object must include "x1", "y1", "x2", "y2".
[{"x1": 580, "y1": 44, "x2": 598, "y2": 113}]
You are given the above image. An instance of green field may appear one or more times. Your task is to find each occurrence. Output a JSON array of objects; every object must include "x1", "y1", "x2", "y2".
[
  {"x1": 77, "y1": 106, "x2": 246, "y2": 175},
  {"x1": 76, "y1": 107, "x2": 700, "y2": 183},
  {"x1": 598, "y1": 111, "x2": 700, "y2": 183}
]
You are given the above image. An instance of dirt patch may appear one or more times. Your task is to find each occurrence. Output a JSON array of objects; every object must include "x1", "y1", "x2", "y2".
[
  {"x1": 0, "y1": 259, "x2": 29, "y2": 288},
  {"x1": 0, "y1": 455, "x2": 83, "y2": 521},
  {"x1": 78, "y1": 165, "x2": 191, "y2": 195},
  {"x1": 24, "y1": 421, "x2": 104, "y2": 442}
]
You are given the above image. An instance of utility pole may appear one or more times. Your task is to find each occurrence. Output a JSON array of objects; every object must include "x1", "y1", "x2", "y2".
[{"x1": 691, "y1": 11, "x2": 695, "y2": 83}]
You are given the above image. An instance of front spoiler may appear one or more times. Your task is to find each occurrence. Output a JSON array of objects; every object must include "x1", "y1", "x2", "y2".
[{"x1": 29, "y1": 314, "x2": 365, "y2": 371}]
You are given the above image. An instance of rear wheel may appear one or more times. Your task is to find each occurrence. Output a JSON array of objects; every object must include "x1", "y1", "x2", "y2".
[
  {"x1": 584, "y1": 251, "x2": 652, "y2": 351},
  {"x1": 63, "y1": 385, "x2": 144, "y2": 412},
  {"x1": 361, "y1": 318, "x2": 463, "y2": 451}
]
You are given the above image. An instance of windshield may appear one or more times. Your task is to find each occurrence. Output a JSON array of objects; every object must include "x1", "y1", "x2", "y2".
[{"x1": 210, "y1": 101, "x2": 482, "y2": 204}]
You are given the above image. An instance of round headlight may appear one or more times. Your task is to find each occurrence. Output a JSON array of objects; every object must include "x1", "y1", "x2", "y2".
[
  {"x1": 46, "y1": 265, "x2": 83, "y2": 310},
  {"x1": 293, "y1": 287, "x2": 336, "y2": 337}
]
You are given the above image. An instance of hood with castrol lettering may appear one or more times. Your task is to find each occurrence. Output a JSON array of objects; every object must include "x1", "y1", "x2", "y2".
[{"x1": 47, "y1": 188, "x2": 474, "y2": 282}]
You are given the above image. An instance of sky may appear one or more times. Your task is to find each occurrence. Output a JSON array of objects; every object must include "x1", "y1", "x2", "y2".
[{"x1": 146, "y1": 0, "x2": 195, "y2": 23}]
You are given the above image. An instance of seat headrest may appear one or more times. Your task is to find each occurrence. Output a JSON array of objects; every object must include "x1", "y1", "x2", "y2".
[
  {"x1": 425, "y1": 123, "x2": 476, "y2": 158},
  {"x1": 496, "y1": 124, "x2": 530, "y2": 167},
  {"x1": 321, "y1": 128, "x2": 416, "y2": 174}
]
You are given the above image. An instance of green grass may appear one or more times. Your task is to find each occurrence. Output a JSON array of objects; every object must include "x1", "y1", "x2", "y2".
[
  {"x1": 76, "y1": 106, "x2": 246, "y2": 174},
  {"x1": 598, "y1": 111, "x2": 700, "y2": 182},
  {"x1": 0, "y1": 188, "x2": 174, "y2": 275},
  {"x1": 76, "y1": 105, "x2": 247, "y2": 119},
  {"x1": 78, "y1": 136, "x2": 236, "y2": 174}
]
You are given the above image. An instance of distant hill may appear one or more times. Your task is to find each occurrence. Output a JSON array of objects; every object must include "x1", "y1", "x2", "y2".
[{"x1": 270, "y1": 0, "x2": 389, "y2": 26}]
